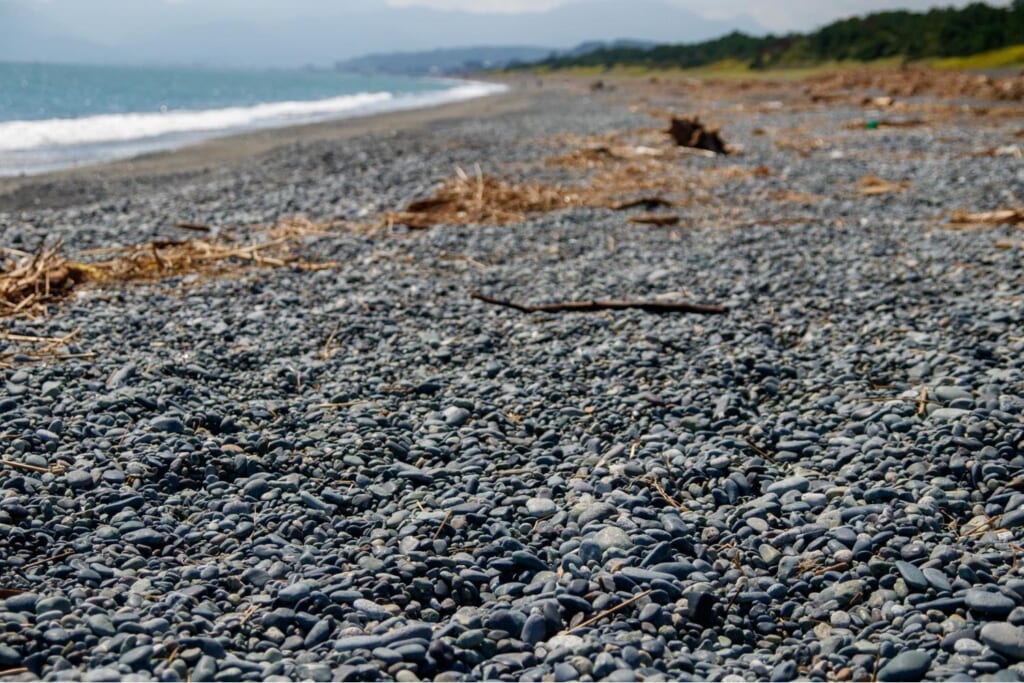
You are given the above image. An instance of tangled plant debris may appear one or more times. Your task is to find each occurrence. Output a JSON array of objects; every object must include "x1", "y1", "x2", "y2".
[{"x1": 0, "y1": 219, "x2": 337, "y2": 319}]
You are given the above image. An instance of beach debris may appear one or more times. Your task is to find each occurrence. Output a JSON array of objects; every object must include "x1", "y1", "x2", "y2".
[
  {"x1": 849, "y1": 117, "x2": 926, "y2": 131},
  {"x1": 611, "y1": 196, "x2": 674, "y2": 211},
  {"x1": 948, "y1": 208, "x2": 1024, "y2": 228},
  {"x1": 666, "y1": 116, "x2": 728, "y2": 155},
  {"x1": 0, "y1": 223, "x2": 336, "y2": 319},
  {"x1": 470, "y1": 290, "x2": 727, "y2": 315},
  {"x1": 974, "y1": 144, "x2": 1023, "y2": 158},
  {"x1": 628, "y1": 213, "x2": 680, "y2": 227},
  {"x1": 390, "y1": 167, "x2": 584, "y2": 228},
  {"x1": 590, "y1": 80, "x2": 606, "y2": 92},
  {"x1": 174, "y1": 221, "x2": 213, "y2": 233},
  {"x1": 858, "y1": 175, "x2": 911, "y2": 196}
]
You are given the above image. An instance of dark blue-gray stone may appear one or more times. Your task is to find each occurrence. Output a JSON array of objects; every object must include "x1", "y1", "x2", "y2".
[
  {"x1": 966, "y1": 589, "x2": 1016, "y2": 618},
  {"x1": 877, "y1": 650, "x2": 932, "y2": 682},
  {"x1": 895, "y1": 561, "x2": 929, "y2": 592}
]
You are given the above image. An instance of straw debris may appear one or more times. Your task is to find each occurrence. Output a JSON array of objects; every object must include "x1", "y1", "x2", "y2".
[
  {"x1": 390, "y1": 166, "x2": 585, "y2": 229},
  {"x1": 1, "y1": 222, "x2": 337, "y2": 319},
  {"x1": 858, "y1": 175, "x2": 911, "y2": 196},
  {"x1": 948, "y1": 209, "x2": 1024, "y2": 228}
]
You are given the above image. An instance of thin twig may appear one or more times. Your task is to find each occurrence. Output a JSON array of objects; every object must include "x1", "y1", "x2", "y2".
[
  {"x1": 0, "y1": 668, "x2": 28, "y2": 678},
  {"x1": 23, "y1": 549, "x2": 75, "y2": 571},
  {"x1": 566, "y1": 590, "x2": 652, "y2": 634},
  {"x1": 434, "y1": 510, "x2": 454, "y2": 540},
  {"x1": 470, "y1": 291, "x2": 727, "y2": 316},
  {"x1": 175, "y1": 222, "x2": 213, "y2": 232},
  {"x1": 916, "y1": 386, "x2": 928, "y2": 417},
  {"x1": 2, "y1": 459, "x2": 50, "y2": 474}
]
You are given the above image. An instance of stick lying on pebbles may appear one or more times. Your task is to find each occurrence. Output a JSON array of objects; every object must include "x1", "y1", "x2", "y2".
[
  {"x1": 470, "y1": 290, "x2": 727, "y2": 315},
  {"x1": 628, "y1": 213, "x2": 680, "y2": 227},
  {"x1": 948, "y1": 208, "x2": 1024, "y2": 227},
  {"x1": 390, "y1": 167, "x2": 586, "y2": 229}
]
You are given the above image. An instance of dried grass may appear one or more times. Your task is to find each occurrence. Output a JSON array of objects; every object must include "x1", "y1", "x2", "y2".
[
  {"x1": 390, "y1": 166, "x2": 586, "y2": 228},
  {"x1": 858, "y1": 175, "x2": 911, "y2": 196},
  {"x1": 948, "y1": 208, "x2": 1024, "y2": 228},
  {"x1": 0, "y1": 219, "x2": 337, "y2": 319}
]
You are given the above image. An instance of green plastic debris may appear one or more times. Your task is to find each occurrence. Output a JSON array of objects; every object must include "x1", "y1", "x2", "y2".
[{"x1": 866, "y1": 120, "x2": 879, "y2": 130}]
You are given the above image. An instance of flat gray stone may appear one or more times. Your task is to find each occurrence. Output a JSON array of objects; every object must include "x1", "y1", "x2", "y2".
[
  {"x1": 877, "y1": 650, "x2": 931, "y2": 681},
  {"x1": 981, "y1": 622, "x2": 1024, "y2": 661},
  {"x1": 525, "y1": 497, "x2": 557, "y2": 517},
  {"x1": 593, "y1": 527, "x2": 632, "y2": 551}
]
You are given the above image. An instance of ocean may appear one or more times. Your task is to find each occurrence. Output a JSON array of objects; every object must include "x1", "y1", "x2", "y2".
[{"x1": 0, "y1": 62, "x2": 506, "y2": 177}]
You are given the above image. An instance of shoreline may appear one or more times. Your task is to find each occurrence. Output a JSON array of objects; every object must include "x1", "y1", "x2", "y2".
[{"x1": 0, "y1": 83, "x2": 530, "y2": 212}]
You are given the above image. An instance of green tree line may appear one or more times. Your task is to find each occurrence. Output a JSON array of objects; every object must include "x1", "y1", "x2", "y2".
[{"x1": 512, "y1": 2, "x2": 1024, "y2": 72}]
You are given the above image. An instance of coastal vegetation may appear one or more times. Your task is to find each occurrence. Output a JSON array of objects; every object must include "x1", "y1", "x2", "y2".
[{"x1": 510, "y1": 1, "x2": 1024, "y2": 73}]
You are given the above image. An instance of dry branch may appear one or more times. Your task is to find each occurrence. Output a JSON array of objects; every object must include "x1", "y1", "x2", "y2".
[
  {"x1": 949, "y1": 209, "x2": 1024, "y2": 228},
  {"x1": 611, "y1": 197, "x2": 674, "y2": 211},
  {"x1": 858, "y1": 175, "x2": 910, "y2": 196},
  {"x1": 470, "y1": 291, "x2": 727, "y2": 315},
  {"x1": 667, "y1": 116, "x2": 728, "y2": 155},
  {"x1": 628, "y1": 214, "x2": 680, "y2": 227}
]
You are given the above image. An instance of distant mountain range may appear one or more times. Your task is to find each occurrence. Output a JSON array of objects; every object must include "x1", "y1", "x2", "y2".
[
  {"x1": 336, "y1": 41, "x2": 660, "y2": 76},
  {"x1": 0, "y1": 0, "x2": 761, "y2": 68}
]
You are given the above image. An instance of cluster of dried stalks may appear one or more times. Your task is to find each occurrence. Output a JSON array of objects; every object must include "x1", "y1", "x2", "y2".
[
  {"x1": 948, "y1": 209, "x2": 1024, "y2": 228},
  {"x1": 0, "y1": 220, "x2": 336, "y2": 319},
  {"x1": 858, "y1": 175, "x2": 911, "y2": 196},
  {"x1": 389, "y1": 166, "x2": 586, "y2": 229}
]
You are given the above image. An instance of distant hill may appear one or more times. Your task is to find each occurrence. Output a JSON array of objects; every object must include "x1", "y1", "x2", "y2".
[
  {"x1": 336, "y1": 41, "x2": 665, "y2": 76},
  {"x1": 511, "y1": 2, "x2": 1024, "y2": 73},
  {"x1": 0, "y1": 0, "x2": 763, "y2": 68},
  {"x1": 337, "y1": 47, "x2": 554, "y2": 76},
  {"x1": 0, "y1": 1, "x2": 116, "y2": 63}
]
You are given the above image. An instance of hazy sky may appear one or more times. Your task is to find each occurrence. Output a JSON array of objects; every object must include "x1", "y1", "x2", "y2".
[{"x1": 383, "y1": 0, "x2": 1005, "y2": 31}]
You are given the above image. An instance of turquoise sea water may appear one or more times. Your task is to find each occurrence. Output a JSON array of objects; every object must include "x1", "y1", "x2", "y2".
[{"x1": 0, "y1": 62, "x2": 505, "y2": 176}]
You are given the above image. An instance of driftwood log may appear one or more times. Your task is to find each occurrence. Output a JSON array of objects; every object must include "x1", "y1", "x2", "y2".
[
  {"x1": 470, "y1": 291, "x2": 727, "y2": 315},
  {"x1": 667, "y1": 116, "x2": 728, "y2": 155}
]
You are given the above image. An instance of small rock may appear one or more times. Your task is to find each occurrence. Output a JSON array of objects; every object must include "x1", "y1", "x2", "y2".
[
  {"x1": 981, "y1": 622, "x2": 1024, "y2": 660},
  {"x1": 877, "y1": 650, "x2": 932, "y2": 682},
  {"x1": 966, "y1": 589, "x2": 1016, "y2": 619},
  {"x1": 593, "y1": 527, "x2": 632, "y2": 551},
  {"x1": 525, "y1": 498, "x2": 557, "y2": 517}
]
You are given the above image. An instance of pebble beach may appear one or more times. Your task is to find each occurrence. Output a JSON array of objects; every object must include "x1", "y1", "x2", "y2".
[{"x1": 1, "y1": 72, "x2": 1023, "y2": 682}]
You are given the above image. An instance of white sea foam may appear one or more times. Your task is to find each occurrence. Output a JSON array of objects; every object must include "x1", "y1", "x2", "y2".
[{"x1": 0, "y1": 80, "x2": 507, "y2": 161}]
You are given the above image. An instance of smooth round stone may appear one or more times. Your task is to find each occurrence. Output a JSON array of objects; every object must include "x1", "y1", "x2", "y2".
[
  {"x1": 278, "y1": 582, "x2": 313, "y2": 604},
  {"x1": 526, "y1": 498, "x2": 557, "y2": 517},
  {"x1": 42, "y1": 627, "x2": 72, "y2": 645},
  {"x1": 953, "y1": 638, "x2": 984, "y2": 656},
  {"x1": 575, "y1": 502, "x2": 617, "y2": 526},
  {"x1": 593, "y1": 527, "x2": 632, "y2": 551},
  {"x1": 966, "y1": 590, "x2": 1016, "y2": 618},
  {"x1": 86, "y1": 614, "x2": 116, "y2": 637},
  {"x1": 981, "y1": 622, "x2": 1024, "y2": 660},
  {"x1": 877, "y1": 650, "x2": 932, "y2": 682},
  {"x1": 766, "y1": 476, "x2": 809, "y2": 496},
  {"x1": 442, "y1": 406, "x2": 471, "y2": 427},
  {"x1": 35, "y1": 596, "x2": 72, "y2": 615},
  {"x1": 65, "y1": 470, "x2": 94, "y2": 490}
]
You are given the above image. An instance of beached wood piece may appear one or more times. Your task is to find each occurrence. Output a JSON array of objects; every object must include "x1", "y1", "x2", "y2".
[
  {"x1": 949, "y1": 209, "x2": 1024, "y2": 227},
  {"x1": 667, "y1": 116, "x2": 728, "y2": 155},
  {"x1": 470, "y1": 291, "x2": 727, "y2": 315},
  {"x1": 610, "y1": 197, "x2": 674, "y2": 211},
  {"x1": 628, "y1": 213, "x2": 680, "y2": 226}
]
